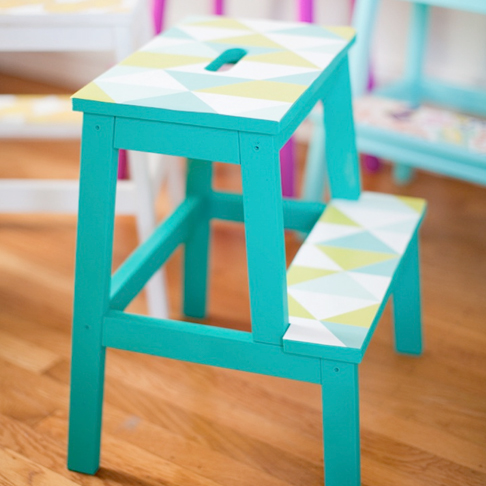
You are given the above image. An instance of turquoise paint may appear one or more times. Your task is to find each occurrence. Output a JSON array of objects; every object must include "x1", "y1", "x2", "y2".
[
  {"x1": 103, "y1": 310, "x2": 321, "y2": 384},
  {"x1": 68, "y1": 114, "x2": 119, "y2": 474},
  {"x1": 183, "y1": 159, "x2": 213, "y2": 319}
]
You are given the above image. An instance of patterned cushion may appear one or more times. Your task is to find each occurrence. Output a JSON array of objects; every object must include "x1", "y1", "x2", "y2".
[
  {"x1": 0, "y1": 95, "x2": 81, "y2": 126},
  {"x1": 283, "y1": 192, "x2": 426, "y2": 354},
  {"x1": 354, "y1": 96, "x2": 486, "y2": 155}
]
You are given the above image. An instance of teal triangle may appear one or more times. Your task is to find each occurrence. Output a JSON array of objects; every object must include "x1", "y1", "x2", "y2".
[
  {"x1": 376, "y1": 219, "x2": 418, "y2": 233},
  {"x1": 166, "y1": 70, "x2": 250, "y2": 91},
  {"x1": 321, "y1": 321, "x2": 368, "y2": 349},
  {"x1": 291, "y1": 272, "x2": 377, "y2": 301},
  {"x1": 272, "y1": 25, "x2": 343, "y2": 39},
  {"x1": 96, "y1": 81, "x2": 180, "y2": 104},
  {"x1": 129, "y1": 91, "x2": 216, "y2": 114},
  {"x1": 352, "y1": 258, "x2": 400, "y2": 277},
  {"x1": 267, "y1": 71, "x2": 321, "y2": 85},
  {"x1": 238, "y1": 104, "x2": 290, "y2": 121},
  {"x1": 163, "y1": 27, "x2": 195, "y2": 39},
  {"x1": 324, "y1": 232, "x2": 398, "y2": 254}
]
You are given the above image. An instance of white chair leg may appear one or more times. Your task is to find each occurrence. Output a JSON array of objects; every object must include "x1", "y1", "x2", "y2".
[{"x1": 128, "y1": 150, "x2": 169, "y2": 319}]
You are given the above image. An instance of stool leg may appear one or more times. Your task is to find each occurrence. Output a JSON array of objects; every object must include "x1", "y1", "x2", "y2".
[
  {"x1": 321, "y1": 360, "x2": 360, "y2": 486},
  {"x1": 392, "y1": 231, "x2": 423, "y2": 355},
  {"x1": 68, "y1": 114, "x2": 118, "y2": 474},
  {"x1": 393, "y1": 163, "x2": 415, "y2": 185},
  {"x1": 240, "y1": 133, "x2": 288, "y2": 345},
  {"x1": 183, "y1": 159, "x2": 213, "y2": 319},
  {"x1": 302, "y1": 114, "x2": 327, "y2": 202}
]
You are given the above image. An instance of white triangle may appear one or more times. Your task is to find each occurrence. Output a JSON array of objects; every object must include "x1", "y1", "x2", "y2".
[
  {"x1": 142, "y1": 37, "x2": 195, "y2": 52},
  {"x1": 306, "y1": 222, "x2": 362, "y2": 244},
  {"x1": 332, "y1": 202, "x2": 418, "y2": 230},
  {"x1": 292, "y1": 244, "x2": 343, "y2": 271},
  {"x1": 265, "y1": 33, "x2": 344, "y2": 51},
  {"x1": 101, "y1": 69, "x2": 189, "y2": 92},
  {"x1": 284, "y1": 317, "x2": 346, "y2": 347},
  {"x1": 164, "y1": 62, "x2": 211, "y2": 75},
  {"x1": 192, "y1": 92, "x2": 289, "y2": 116},
  {"x1": 370, "y1": 229, "x2": 413, "y2": 254},
  {"x1": 240, "y1": 18, "x2": 303, "y2": 33},
  {"x1": 347, "y1": 272, "x2": 391, "y2": 301},
  {"x1": 219, "y1": 61, "x2": 319, "y2": 81},
  {"x1": 289, "y1": 288, "x2": 377, "y2": 321},
  {"x1": 178, "y1": 25, "x2": 252, "y2": 42}
]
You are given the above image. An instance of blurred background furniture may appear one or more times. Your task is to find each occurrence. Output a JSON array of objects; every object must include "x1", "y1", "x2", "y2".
[
  {"x1": 302, "y1": 0, "x2": 486, "y2": 202},
  {"x1": 0, "y1": 0, "x2": 183, "y2": 318}
]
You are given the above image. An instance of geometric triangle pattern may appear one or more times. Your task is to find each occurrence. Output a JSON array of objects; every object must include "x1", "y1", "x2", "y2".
[
  {"x1": 284, "y1": 191, "x2": 426, "y2": 351},
  {"x1": 0, "y1": 0, "x2": 136, "y2": 15},
  {"x1": 73, "y1": 16, "x2": 354, "y2": 123}
]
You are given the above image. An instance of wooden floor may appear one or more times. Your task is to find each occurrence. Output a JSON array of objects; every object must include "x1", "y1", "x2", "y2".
[{"x1": 1, "y1": 74, "x2": 485, "y2": 486}]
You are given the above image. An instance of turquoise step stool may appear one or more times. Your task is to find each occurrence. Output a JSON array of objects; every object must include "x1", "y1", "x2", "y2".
[{"x1": 68, "y1": 16, "x2": 427, "y2": 486}]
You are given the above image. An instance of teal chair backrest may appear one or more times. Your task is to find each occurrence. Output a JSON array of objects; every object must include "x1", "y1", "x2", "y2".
[{"x1": 350, "y1": 0, "x2": 486, "y2": 116}]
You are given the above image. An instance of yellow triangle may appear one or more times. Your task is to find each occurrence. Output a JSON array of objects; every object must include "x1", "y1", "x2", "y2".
[
  {"x1": 121, "y1": 52, "x2": 211, "y2": 69},
  {"x1": 319, "y1": 206, "x2": 360, "y2": 226},
  {"x1": 190, "y1": 18, "x2": 254, "y2": 31},
  {"x1": 196, "y1": 80, "x2": 306, "y2": 103},
  {"x1": 325, "y1": 26, "x2": 356, "y2": 41},
  {"x1": 73, "y1": 83, "x2": 114, "y2": 103},
  {"x1": 213, "y1": 34, "x2": 284, "y2": 49},
  {"x1": 318, "y1": 246, "x2": 398, "y2": 271},
  {"x1": 287, "y1": 265, "x2": 336, "y2": 286},
  {"x1": 323, "y1": 304, "x2": 379, "y2": 328},
  {"x1": 396, "y1": 195, "x2": 426, "y2": 214},
  {"x1": 288, "y1": 295, "x2": 315, "y2": 320},
  {"x1": 246, "y1": 50, "x2": 319, "y2": 69}
]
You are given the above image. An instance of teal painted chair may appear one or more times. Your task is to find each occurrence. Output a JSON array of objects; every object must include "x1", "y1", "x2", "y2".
[
  {"x1": 303, "y1": 0, "x2": 486, "y2": 202},
  {"x1": 67, "y1": 16, "x2": 426, "y2": 486}
]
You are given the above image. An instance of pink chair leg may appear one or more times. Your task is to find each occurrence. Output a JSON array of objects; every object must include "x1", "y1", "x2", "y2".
[
  {"x1": 152, "y1": 0, "x2": 166, "y2": 35},
  {"x1": 118, "y1": 149, "x2": 128, "y2": 180},
  {"x1": 214, "y1": 0, "x2": 224, "y2": 15},
  {"x1": 298, "y1": 0, "x2": 313, "y2": 22},
  {"x1": 280, "y1": 139, "x2": 295, "y2": 198}
]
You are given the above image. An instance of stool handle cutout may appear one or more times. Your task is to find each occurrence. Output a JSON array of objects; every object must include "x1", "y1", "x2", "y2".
[{"x1": 205, "y1": 48, "x2": 247, "y2": 73}]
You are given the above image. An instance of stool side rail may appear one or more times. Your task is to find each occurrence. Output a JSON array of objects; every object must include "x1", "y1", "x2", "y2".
[{"x1": 102, "y1": 310, "x2": 322, "y2": 384}]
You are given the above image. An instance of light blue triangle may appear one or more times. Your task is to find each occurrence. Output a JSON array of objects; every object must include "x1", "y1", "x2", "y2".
[
  {"x1": 324, "y1": 232, "x2": 398, "y2": 254},
  {"x1": 163, "y1": 27, "x2": 195, "y2": 39},
  {"x1": 97, "y1": 65, "x2": 150, "y2": 81},
  {"x1": 267, "y1": 71, "x2": 321, "y2": 85},
  {"x1": 272, "y1": 25, "x2": 342, "y2": 39},
  {"x1": 237, "y1": 104, "x2": 290, "y2": 122},
  {"x1": 166, "y1": 70, "x2": 250, "y2": 91},
  {"x1": 376, "y1": 219, "x2": 418, "y2": 233},
  {"x1": 300, "y1": 44, "x2": 345, "y2": 54},
  {"x1": 321, "y1": 321, "x2": 368, "y2": 349},
  {"x1": 129, "y1": 91, "x2": 216, "y2": 114},
  {"x1": 96, "y1": 81, "x2": 181, "y2": 104},
  {"x1": 291, "y1": 272, "x2": 377, "y2": 300},
  {"x1": 359, "y1": 193, "x2": 417, "y2": 214},
  {"x1": 352, "y1": 258, "x2": 400, "y2": 277}
]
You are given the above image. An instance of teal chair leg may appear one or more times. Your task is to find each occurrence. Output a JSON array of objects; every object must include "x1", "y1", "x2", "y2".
[
  {"x1": 393, "y1": 163, "x2": 415, "y2": 185},
  {"x1": 68, "y1": 114, "x2": 119, "y2": 474},
  {"x1": 183, "y1": 159, "x2": 213, "y2": 319},
  {"x1": 321, "y1": 360, "x2": 360, "y2": 486},
  {"x1": 392, "y1": 231, "x2": 423, "y2": 355},
  {"x1": 302, "y1": 114, "x2": 327, "y2": 202}
]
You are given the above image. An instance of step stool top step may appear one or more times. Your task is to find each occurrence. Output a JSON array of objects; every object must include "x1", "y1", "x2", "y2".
[
  {"x1": 283, "y1": 192, "x2": 426, "y2": 363},
  {"x1": 72, "y1": 16, "x2": 355, "y2": 133}
]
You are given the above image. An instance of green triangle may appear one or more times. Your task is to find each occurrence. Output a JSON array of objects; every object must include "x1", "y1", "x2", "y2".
[
  {"x1": 396, "y1": 195, "x2": 426, "y2": 214},
  {"x1": 318, "y1": 245, "x2": 398, "y2": 271},
  {"x1": 287, "y1": 265, "x2": 336, "y2": 286},
  {"x1": 323, "y1": 304, "x2": 380, "y2": 328},
  {"x1": 319, "y1": 206, "x2": 360, "y2": 226},
  {"x1": 288, "y1": 295, "x2": 315, "y2": 320}
]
